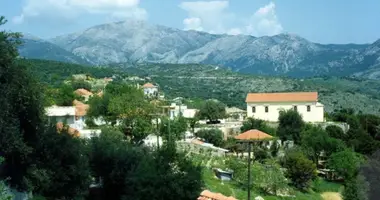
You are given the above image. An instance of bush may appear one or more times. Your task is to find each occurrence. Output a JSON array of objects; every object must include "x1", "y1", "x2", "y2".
[
  {"x1": 195, "y1": 129, "x2": 224, "y2": 147},
  {"x1": 282, "y1": 149, "x2": 317, "y2": 190}
]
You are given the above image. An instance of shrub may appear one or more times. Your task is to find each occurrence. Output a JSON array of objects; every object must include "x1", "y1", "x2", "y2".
[{"x1": 282, "y1": 149, "x2": 317, "y2": 190}]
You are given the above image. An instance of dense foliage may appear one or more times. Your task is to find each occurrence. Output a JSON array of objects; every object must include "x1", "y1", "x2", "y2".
[
  {"x1": 197, "y1": 99, "x2": 226, "y2": 123},
  {"x1": 240, "y1": 117, "x2": 276, "y2": 135},
  {"x1": 281, "y1": 149, "x2": 317, "y2": 191},
  {"x1": 195, "y1": 129, "x2": 224, "y2": 147},
  {"x1": 89, "y1": 128, "x2": 203, "y2": 200},
  {"x1": 277, "y1": 110, "x2": 305, "y2": 144},
  {"x1": 0, "y1": 17, "x2": 204, "y2": 200}
]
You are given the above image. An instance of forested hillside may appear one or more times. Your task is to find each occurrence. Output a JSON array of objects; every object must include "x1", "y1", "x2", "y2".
[{"x1": 24, "y1": 59, "x2": 380, "y2": 114}]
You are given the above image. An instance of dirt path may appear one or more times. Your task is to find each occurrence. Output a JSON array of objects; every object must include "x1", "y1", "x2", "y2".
[{"x1": 321, "y1": 192, "x2": 342, "y2": 200}]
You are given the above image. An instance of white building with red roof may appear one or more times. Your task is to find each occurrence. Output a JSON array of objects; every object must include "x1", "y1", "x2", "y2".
[
  {"x1": 246, "y1": 92, "x2": 324, "y2": 122},
  {"x1": 142, "y1": 82, "x2": 158, "y2": 97}
]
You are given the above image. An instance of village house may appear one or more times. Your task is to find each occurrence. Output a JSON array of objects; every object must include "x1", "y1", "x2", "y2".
[
  {"x1": 46, "y1": 106, "x2": 76, "y2": 126},
  {"x1": 246, "y1": 92, "x2": 324, "y2": 122},
  {"x1": 225, "y1": 107, "x2": 246, "y2": 121},
  {"x1": 142, "y1": 82, "x2": 158, "y2": 97},
  {"x1": 168, "y1": 103, "x2": 198, "y2": 119}
]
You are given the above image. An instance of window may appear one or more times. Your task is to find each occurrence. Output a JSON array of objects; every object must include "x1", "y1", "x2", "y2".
[
  {"x1": 307, "y1": 105, "x2": 311, "y2": 112},
  {"x1": 293, "y1": 106, "x2": 297, "y2": 111},
  {"x1": 252, "y1": 106, "x2": 256, "y2": 113},
  {"x1": 265, "y1": 106, "x2": 269, "y2": 113}
]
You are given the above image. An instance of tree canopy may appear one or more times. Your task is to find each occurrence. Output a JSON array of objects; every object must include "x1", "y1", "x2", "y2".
[
  {"x1": 277, "y1": 109, "x2": 305, "y2": 144},
  {"x1": 197, "y1": 99, "x2": 226, "y2": 123}
]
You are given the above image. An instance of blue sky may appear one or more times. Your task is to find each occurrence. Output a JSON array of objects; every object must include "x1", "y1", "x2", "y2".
[{"x1": 1, "y1": 0, "x2": 379, "y2": 44}]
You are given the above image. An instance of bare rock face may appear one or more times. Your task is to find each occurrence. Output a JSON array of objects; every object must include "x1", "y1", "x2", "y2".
[{"x1": 19, "y1": 20, "x2": 380, "y2": 79}]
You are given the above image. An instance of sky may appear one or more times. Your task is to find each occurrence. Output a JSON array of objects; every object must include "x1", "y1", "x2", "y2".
[{"x1": 0, "y1": 0, "x2": 379, "y2": 44}]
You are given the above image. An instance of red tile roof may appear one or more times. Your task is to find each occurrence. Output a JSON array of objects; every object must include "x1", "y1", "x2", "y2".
[
  {"x1": 142, "y1": 83, "x2": 156, "y2": 88},
  {"x1": 197, "y1": 190, "x2": 237, "y2": 200},
  {"x1": 56, "y1": 122, "x2": 80, "y2": 137},
  {"x1": 73, "y1": 100, "x2": 89, "y2": 117},
  {"x1": 74, "y1": 88, "x2": 93, "y2": 96},
  {"x1": 246, "y1": 92, "x2": 318, "y2": 103},
  {"x1": 235, "y1": 129, "x2": 273, "y2": 141}
]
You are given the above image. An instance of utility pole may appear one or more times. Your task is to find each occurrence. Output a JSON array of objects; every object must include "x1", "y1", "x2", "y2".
[{"x1": 156, "y1": 116, "x2": 160, "y2": 150}]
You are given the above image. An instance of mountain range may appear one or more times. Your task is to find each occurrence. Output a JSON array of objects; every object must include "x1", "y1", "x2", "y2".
[{"x1": 18, "y1": 20, "x2": 380, "y2": 79}]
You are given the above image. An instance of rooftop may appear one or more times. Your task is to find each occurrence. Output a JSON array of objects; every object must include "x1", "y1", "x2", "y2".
[
  {"x1": 74, "y1": 88, "x2": 93, "y2": 96},
  {"x1": 235, "y1": 129, "x2": 273, "y2": 141},
  {"x1": 142, "y1": 82, "x2": 156, "y2": 88},
  {"x1": 197, "y1": 190, "x2": 237, "y2": 200},
  {"x1": 246, "y1": 92, "x2": 318, "y2": 103},
  {"x1": 73, "y1": 100, "x2": 89, "y2": 116}
]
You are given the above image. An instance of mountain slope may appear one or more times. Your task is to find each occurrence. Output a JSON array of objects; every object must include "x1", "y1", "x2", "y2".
[
  {"x1": 47, "y1": 20, "x2": 380, "y2": 78},
  {"x1": 113, "y1": 63, "x2": 380, "y2": 115},
  {"x1": 18, "y1": 34, "x2": 91, "y2": 65}
]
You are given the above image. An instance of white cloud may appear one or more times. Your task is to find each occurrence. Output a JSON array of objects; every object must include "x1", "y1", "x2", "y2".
[
  {"x1": 179, "y1": 1, "x2": 283, "y2": 36},
  {"x1": 12, "y1": 0, "x2": 147, "y2": 24}
]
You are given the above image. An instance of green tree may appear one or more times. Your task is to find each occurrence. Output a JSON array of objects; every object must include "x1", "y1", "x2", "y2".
[
  {"x1": 301, "y1": 126, "x2": 346, "y2": 165},
  {"x1": 277, "y1": 109, "x2": 305, "y2": 144},
  {"x1": 71, "y1": 80, "x2": 92, "y2": 91},
  {"x1": 328, "y1": 149, "x2": 365, "y2": 181},
  {"x1": 31, "y1": 125, "x2": 91, "y2": 199},
  {"x1": 343, "y1": 174, "x2": 369, "y2": 200},
  {"x1": 197, "y1": 99, "x2": 226, "y2": 123},
  {"x1": 89, "y1": 128, "x2": 203, "y2": 200},
  {"x1": 0, "y1": 158, "x2": 12, "y2": 200},
  {"x1": 281, "y1": 149, "x2": 317, "y2": 190},
  {"x1": 0, "y1": 17, "x2": 44, "y2": 191},
  {"x1": 55, "y1": 84, "x2": 76, "y2": 106},
  {"x1": 195, "y1": 129, "x2": 224, "y2": 147},
  {"x1": 160, "y1": 116, "x2": 188, "y2": 141},
  {"x1": 240, "y1": 117, "x2": 276, "y2": 135},
  {"x1": 187, "y1": 117, "x2": 199, "y2": 134},
  {"x1": 252, "y1": 159, "x2": 290, "y2": 195},
  {"x1": 326, "y1": 125, "x2": 346, "y2": 140}
]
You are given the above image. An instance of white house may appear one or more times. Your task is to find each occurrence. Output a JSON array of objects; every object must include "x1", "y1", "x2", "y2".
[
  {"x1": 246, "y1": 92, "x2": 324, "y2": 122},
  {"x1": 142, "y1": 83, "x2": 158, "y2": 97},
  {"x1": 45, "y1": 106, "x2": 76, "y2": 125},
  {"x1": 168, "y1": 103, "x2": 198, "y2": 119},
  {"x1": 46, "y1": 100, "x2": 90, "y2": 130},
  {"x1": 226, "y1": 107, "x2": 246, "y2": 121}
]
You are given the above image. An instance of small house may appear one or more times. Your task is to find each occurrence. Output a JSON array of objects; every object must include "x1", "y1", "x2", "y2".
[{"x1": 142, "y1": 83, "x2": 158, "y2": 97}]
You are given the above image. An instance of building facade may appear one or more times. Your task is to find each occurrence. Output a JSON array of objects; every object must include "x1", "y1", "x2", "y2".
[
  {"x1": 142, "y1": 83, "x2": 158, "y2": 97},
  {"x1": 246, "y1": 92, "x2": 324, "y2": 122}
]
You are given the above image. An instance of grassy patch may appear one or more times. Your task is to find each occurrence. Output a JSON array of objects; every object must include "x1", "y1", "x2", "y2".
[{"x1": 201, "y1": 165, "x2": 342, "y2": 200}]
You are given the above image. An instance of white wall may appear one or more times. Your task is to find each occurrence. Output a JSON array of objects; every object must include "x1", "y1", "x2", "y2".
[
  {"x1": 169, "y1": 103, "x2": 198, "y2": 119},
  {"x1": 246, "y1": 101, "x2": 324, "y2": 122},
  {"x1": 143, "y1": 87, "x2": 158, "y2": 96},
  {"x1": 49, "y1": 116, "x2": 76, "y2": 125}
]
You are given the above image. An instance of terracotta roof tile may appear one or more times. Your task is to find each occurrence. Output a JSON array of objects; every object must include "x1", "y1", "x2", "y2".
[
  {"x1": 191, "y1": 139, "x2": 204, "y2": 145},
  {"x1": 198, "y1": 190, "x2": 237, "y2": 200},
  {"x1": 246, "y1": 92, "x2": 318, "y2": 103},
  {"x1": 142, "y1": 83, "x2": 156, "y2": 88},
  {"x1": 56, "y1": 122, "x2": 80, "y2": 137},
  {"x1": 97, "y1": 91, "x2": 103, "y2": 97},
  {"x1": 235, "y1": 129, "x2": 273, "y2": 141},
  {"x1": 74, "y1": 88, "x2": 93, "y2": 96}
]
